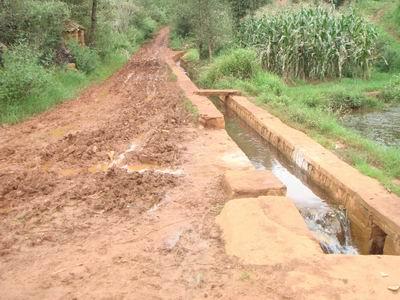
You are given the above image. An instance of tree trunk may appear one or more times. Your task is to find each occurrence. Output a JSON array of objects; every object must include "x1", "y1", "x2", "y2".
[{"x1": 89, "y1": 0, "x2": 98, "y2": 46}]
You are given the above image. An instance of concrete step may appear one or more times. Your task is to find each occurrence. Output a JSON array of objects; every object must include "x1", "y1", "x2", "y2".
[
  {"x1": 223, "y1": 169, "x2": 286, "y2": 199},
  {"x1": 216, "y1": 196, "x2": 322, "y2": 265}
]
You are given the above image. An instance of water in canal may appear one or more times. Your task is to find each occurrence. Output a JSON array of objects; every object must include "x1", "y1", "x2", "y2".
[{"x1": 220, "y1": 103, "x2": 359, "y2": 255}]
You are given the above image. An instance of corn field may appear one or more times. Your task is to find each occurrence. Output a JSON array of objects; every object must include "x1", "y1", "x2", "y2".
[{"x1": 238, "y1": 6, "x2": 379, "y2": 80}]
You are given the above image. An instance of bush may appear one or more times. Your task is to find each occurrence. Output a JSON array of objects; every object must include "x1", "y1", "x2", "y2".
[
  {"x1": 175, "y1": 14, "x2": 194, "y2": 38},
  {"x1": 380, "y1": 75, "x2": 400, "y2": 103},
  {"x1": 199, "y1": 48, "x2": 261, "y2": 86},
  {"x1": 94, "y1": 24, "x2": 135, "y2": 59},
  {"x1": 67, "y1": 42, "x2": 100, "y2": 74},
  {"x1": 0, "y1": 44, "x2": 51, "y2": 105},
  {"x1": 323, "y1": 91, "x2": 378, "y2": 113},
  {"x1": 182, "y1": 49, "x2": 200, "y2": 62},
  {"x1": 0, "y1": 0, "x2": 70, "y2": 59},
  {"x1": 252, "y1": 72, "x2": 284, "y2": 96},
  {"x1": 375, "y1": 34, "x2": 400, "y2": 73},
  {"x1": 134, "y1": 14, "x2": 157, "y2": 39}
]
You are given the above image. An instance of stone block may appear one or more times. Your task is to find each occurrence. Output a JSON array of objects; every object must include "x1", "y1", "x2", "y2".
[{"x1": 223, "y1": 170, "x2": 286, "y2": 198}]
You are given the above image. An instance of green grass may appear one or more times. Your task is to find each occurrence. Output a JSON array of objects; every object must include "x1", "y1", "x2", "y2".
[
  {"x1": 182, "y1": 48, "x2": 200, "y2": 62},
  {"x1": 183, "y1": 97, "x2": 199, "y2": 120},
  {"x1": 352, "y1": 0, "x2": 400, "y2": 38},
  {"x1": 0, "y1": 52, "x2": 130, "y2": 124}
]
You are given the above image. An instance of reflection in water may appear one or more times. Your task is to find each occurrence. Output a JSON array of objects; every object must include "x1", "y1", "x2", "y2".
[
  {"x1": 224, "y1": 109, "x2": 359, "y2": 255},
  {"x1": 342, "y1": 105, "x2": 400, "y2": 147}
]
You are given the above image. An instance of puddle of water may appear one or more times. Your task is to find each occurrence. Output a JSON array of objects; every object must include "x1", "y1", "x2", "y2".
[
  {"x1": 123, "y1": 164, "x2": 158, "y2": 173},
  {"x1": 59, "y1": 168, "x2": 81, "y2": 177},
  {"x1": 223, "y1": 107, "x2": 359, "y2": 255},
  {"x1": 341, "y1": 105, "x2": 400, "y2": 147},
  {"x1": 88, "y1": 163, "x2": 109, "y2": 173},
  {"x1": 49, "y1": 126, "x2": 73, "y2": 138}
]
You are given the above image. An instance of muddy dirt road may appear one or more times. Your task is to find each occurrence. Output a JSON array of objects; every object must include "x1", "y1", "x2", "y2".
[
  {"x1": 1, "y1": 29, "x2": 400, "y2": 300},
  {"x1": 0, "y1": 28, "x2": 244, "y2": 299}
]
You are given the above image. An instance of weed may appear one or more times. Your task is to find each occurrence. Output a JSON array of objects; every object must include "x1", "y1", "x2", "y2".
[
  {"x1": 183, "y1": 98, "x2": 199, "y2": 119},
  {"x1": 199, "y1": 48, "x2": 260, "y2": 86},
  {"x1": 183, "y1": 49, "x2": 200, "y2": 62},
  {"x1": 239, "y1": 272, "x2": 251, "y2": 281}
]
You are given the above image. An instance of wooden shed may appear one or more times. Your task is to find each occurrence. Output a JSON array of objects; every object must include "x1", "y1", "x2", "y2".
[{"x1": 63, "y1": 21, "x2": 85, "y2": 46}]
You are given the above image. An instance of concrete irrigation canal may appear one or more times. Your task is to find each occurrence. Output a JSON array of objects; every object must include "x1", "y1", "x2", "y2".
[
  {"x1": 168, "y1": 47, "x2": 400, "y2": 257},
  {"x1": 222, "y1": 107, "x2": 358, "y2": 255}
]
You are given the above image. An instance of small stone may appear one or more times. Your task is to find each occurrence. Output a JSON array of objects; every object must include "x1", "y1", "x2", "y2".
[
  {"x1": 380, "y1": 272, "x2": 389, "y2": 278},
  {"x1": 209, "y1": 226, "x2": 220, "y2": 239},
  {"x1": 66, "y1": 63, "x2": 77, "y2": 70},
  {"x1": 162, "y1": 231, "x2": 182, "y2": 251},
  {"x1": 92, "y1": 146, "x2": 98, "y2": 153},
  {"x1": 388, "y1": 285, "x2": 400, "y2": 292},
  {"x1": 107, "y1": 151, "x2": 115, "y2": 161}
]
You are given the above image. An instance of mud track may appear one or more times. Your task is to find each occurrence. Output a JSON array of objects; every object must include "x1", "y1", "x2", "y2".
[{"x1": 1, "y1": 29, "x2": 400, "y2": 300}]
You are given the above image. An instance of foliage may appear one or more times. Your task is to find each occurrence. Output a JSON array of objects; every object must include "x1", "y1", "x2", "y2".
[
  {"x1": 0, "y1": 0, "x2": 70, "y2": 63},
  {"x1": 228, "y1": 0, "x2": 270, "y2": 26},
  {"x1": 323, "y1": 91, "x2": 378, "y2": 113},
  {"x1": 171, "y1": 0, "x2": 233, "y2": 59},
  {"x1": 183, "y1": 49, "x2": 200, "y2": 62},
  {"x1": 199, "y1": 48, "x2": 260, "y2": 86},
  {"x1": 0, "y1": 44, "x2": 51, "y2": 105},
  {"x1": 239, "y1": 6, "x2": 379, "y2": 80},
  {"x1": 380, "y1": 75, "x2": 400, "y2": 103},
  {"x1": 0, "y1": 0, "x2": 162, "y2": 124},
  {"x1": 67, "y1": 41, "x2": 100, "y2": 73}
]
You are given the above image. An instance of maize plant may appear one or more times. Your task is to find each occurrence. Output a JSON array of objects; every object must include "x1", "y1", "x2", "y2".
[{"x1": 238, "y1": 6, "x2": 379, "y2": 80}]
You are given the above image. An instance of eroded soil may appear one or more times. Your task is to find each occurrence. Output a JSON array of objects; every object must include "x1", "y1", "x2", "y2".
[{"x1": 0, "y1": 28, "x2": 240, "y2": 300}]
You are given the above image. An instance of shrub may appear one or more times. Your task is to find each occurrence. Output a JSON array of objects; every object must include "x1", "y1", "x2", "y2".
[
  {"x1": 67, "y1": 42, "x2": 100, "y2": 74},
  {"x1": 134, "y1": 15, "x2": 157, "y2": 39},
  {"x1": 94, "y1": 24, "x2": 135, "y2": 59},
  {"x1": 323, "y1": 91, "x2": 377, "y2": 113},
  {"x1": 239, "y1": 6, "x2": 379, "y2": 80},
  {"x1": 252, "y1": 72, "x2": 284, "y2": 96},
  {"x1": 175, "y1": 13, "x2": 194, "y2": 38},
  {"x1": 380, "y1": 75, "x2": 400, "y2": 103},
  {"x1": 0, "y1": 0, "x2": 70, "y2": 58},
  {"x1": 0, "y1": 44, "x2": 51, "y2": 105},
  {"x1": 374, "y1": 34, "x2": 400, "y2": 73},
  {"x1": 142, "y1": 17, "x2": 157, "y2": 38},
  {"x1": 182, "y1": 49, "x2": 200, "y2": 62},
  {"x1": 199, "y1": 48, "x2": 261, "y2": 86}
]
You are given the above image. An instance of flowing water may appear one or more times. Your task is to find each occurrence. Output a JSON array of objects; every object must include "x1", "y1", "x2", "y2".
[
  {"x1": 221, "y1": 104, "x2": 359, "y2": 255},
  {"x1": 341, "y1": 105, "x2": 400, "y2": 147},
  {"x1": 177, "y1": 61, "x2": 359, "y2": 254}
]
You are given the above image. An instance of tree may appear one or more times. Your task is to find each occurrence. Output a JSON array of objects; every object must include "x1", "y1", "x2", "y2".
[
  {"x1": 88, "y1": 0, "x2": 98, "y2": 46},
  {"x1": 171, "y1": 0, "x2": 233, "y2": 59},
  {"x1": 228, "y1": 0, "x2": 268, "y2": 27}
]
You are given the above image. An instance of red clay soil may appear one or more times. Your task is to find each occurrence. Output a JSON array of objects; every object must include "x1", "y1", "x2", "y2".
[{"x1": 1, "y1": 29, "x2": 400, "y2": 300}]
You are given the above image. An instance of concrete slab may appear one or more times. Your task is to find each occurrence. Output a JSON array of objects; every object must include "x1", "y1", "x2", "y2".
[
  {"x1": 194, "y1": 89, "x2": 241, "y2": 97},
  {"x1": 216, "y1": 196, "x2": 322, "y2": 265},
  {"x1": 223, "y1": 170, "x2": 286, "y2": 198},
  {"x1": 165, "y1": 50, "x2": 225, "y2": 129}
]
